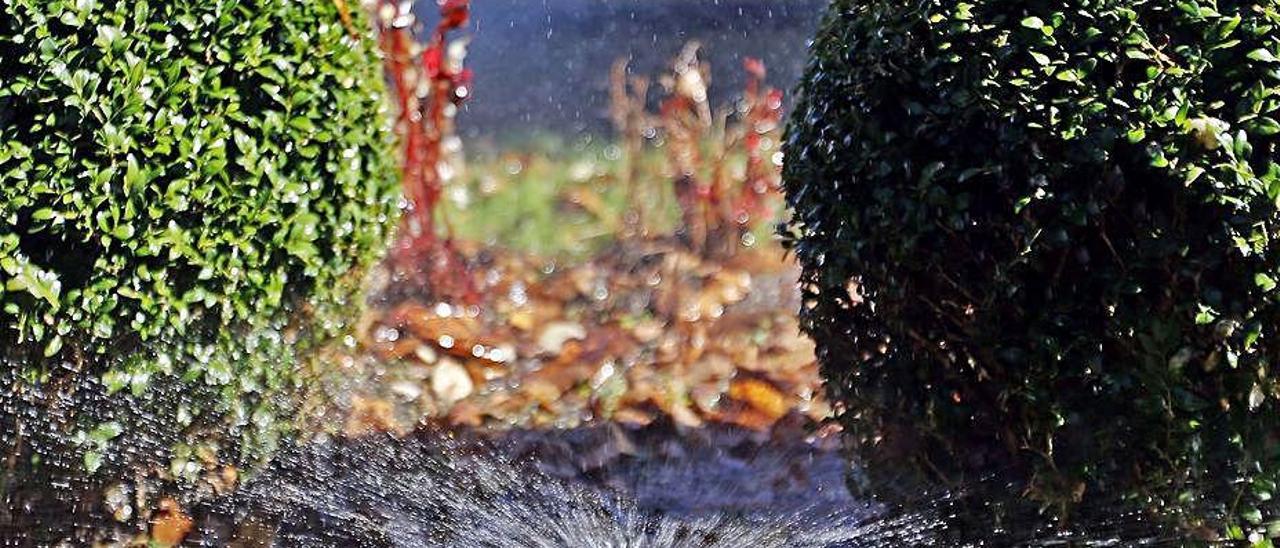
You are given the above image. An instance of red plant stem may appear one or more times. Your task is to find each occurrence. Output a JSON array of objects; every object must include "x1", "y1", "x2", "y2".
[
  {"x1": 734, "y1": 58, "x2": 783, "y2": 227},
  {"x1": 376, "y1": 0, "x2": 478, "y2": 303}
]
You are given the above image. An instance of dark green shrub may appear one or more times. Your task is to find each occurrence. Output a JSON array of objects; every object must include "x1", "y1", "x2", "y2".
[
  {"x1": 783, "y1": 0, "x2": 1280, "y2": 537},
  {"x1": 0, "y1": 0, "x2": 396, "y2": 499}
]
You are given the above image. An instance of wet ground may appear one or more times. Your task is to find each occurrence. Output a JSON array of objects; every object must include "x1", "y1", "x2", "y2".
[
  {"x1": 186, "y1": 420, "x2": 1174, "y2": 547},
  {"x1": 188, "y1": 421, "x2": 902, "y2": 547}
]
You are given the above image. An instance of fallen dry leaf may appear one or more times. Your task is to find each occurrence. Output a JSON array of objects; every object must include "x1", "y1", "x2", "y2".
[
  {"x1": 728, "y1": 377, "x2": 790, "y2": 423},
  {"x1": 447, "y1": 400, "x2": 487, "y2": 427},
  {"x1": 387, "y1": 303, "x2": 486, "y2": 360},
  {"x1": 390, "y1": 380, "x2": 424, "y2": 402},
  {"x1": 508, "y1": 309, "x2": 535, "y2": 331},
  {"x1": 149, "y1": 497, "x2": 193, "y2": 547},
  {"x1": 345, "y1": 395, "x2": 402, "y2": 436},
  {"x1": 432, "y1": 358, "x2": 475, "y2": 405},
  {"x1": 612, "y1": 406, "x2": 656, "y2": 427},
  {"x1": 208, "y1": 465, "x2": 239, "y2": 495},
  {"x1": 668, "y1": 399, "x2": 705, "y2": 428},
  {"x1": 523, "y1": 379, "x2": 563, "y2": 407},
  {"x1": 629, "y1": 319, "x2": 665, "y2": 343},
  {"x1": 341, "y1": 240, "x2": 821, "y2": 435},
  {"x1": 537, "y1": 321, "x2": 587, "y2": 355}
]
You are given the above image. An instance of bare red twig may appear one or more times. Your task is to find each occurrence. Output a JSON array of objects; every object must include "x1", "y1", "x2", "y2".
[
  {"x1": 620, "y1": 46, "x2": 784, "y2": 258},
  {"x1": 376, "y1": 0, "x2": 478, "y2": 303},
  {"x1": 733, "y1": 57, "x2": 784, "y2": 228}
]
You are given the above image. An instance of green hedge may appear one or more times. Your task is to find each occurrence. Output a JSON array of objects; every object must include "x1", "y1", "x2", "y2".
[
  {"x1": 783, "y1": 0, "x2": 1280, "y2": 538},
  {"x1": 0, "y1": 0, "x2": 397, "y2": 492}
]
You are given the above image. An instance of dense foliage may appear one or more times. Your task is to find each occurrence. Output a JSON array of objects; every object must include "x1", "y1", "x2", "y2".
[
  {"x1": 0, "y1": 0, "x2": 397, "y2": 485},
  {"x1": 783, "y1": 0, "x2": 1280, "y2": 537}
]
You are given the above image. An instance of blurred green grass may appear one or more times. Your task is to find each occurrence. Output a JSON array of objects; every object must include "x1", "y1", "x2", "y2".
[
  {"x1": 444, "y1": 136, "x2": 679, "y2": 259},
  {"x1": 443, "y1": 134, "x2": 782, "y2": 260}
]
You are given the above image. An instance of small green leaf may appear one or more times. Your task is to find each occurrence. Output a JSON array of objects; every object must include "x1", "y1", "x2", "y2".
[
  {"x1": 83, "y1": 451, "x2": 103, "y2": 473},
  {"x1": 95, "y1": 25, "x2": 121, "y2": 48},
  {"x1": 1195, "y1": 305, "x2": 1216, "y2": 325},
  {"x1": 1256, "y1": 273, "x2": 1276, "y2": 292},
  {"x1": 43, "y1": 335, "x2": 63, "y2": 357},
  {"x1": 88, "y1": 421, "x2": 124, "y2": 443},
  {"x1": 289, "y1": 117, "x2": 316, "y2": 133},
  {"x1": 1243, "y1": 505, "x2": 1264, "y2": 524},
  {"x1": 1185, "y1": 166, "x2": 1206, "y2": 186},
  {"x1": 4, "y1": 258, "x2": 62, "y2": 309},
  {"x1": 1248, "y1": 48, "x2": 1278, "y2": 63},
  {"x1": 1245, "y1": 323, "x2": 1262, "y2": 350},
  {"x1": 123, "y1": 154, "x2": 144, "y2": 195},
  {"x1": 1252, "y1": 117, "x2": 1280, "y2": 136}
]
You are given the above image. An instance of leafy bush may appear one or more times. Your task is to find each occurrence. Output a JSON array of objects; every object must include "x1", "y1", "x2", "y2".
[
  {"x1": 783, "y1": 0, "x2": 1280, "y2": 537},
  {"x1": 0, "y1": 0, "x2": 397, "y2": 490}
]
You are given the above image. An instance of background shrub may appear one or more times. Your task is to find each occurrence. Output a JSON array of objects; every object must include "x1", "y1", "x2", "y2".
[
  {"x1": 783, "y1": 0, "x2": 1280, "y2": 537},
  {"x1": 0, "y1": 0, "x2": 397, "y2": 503}
]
